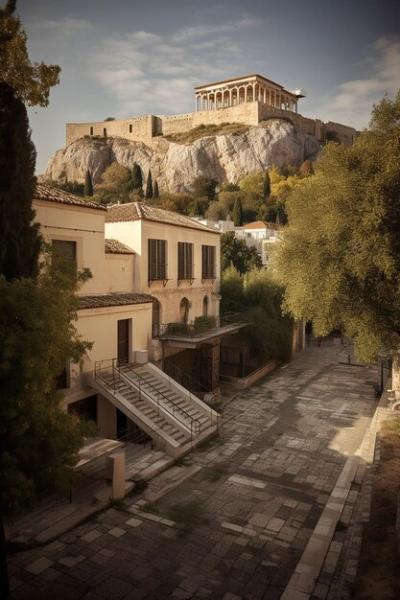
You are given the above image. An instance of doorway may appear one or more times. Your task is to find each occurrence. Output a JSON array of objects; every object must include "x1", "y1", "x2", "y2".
[{"x1": 117, "y1": 319, "x2": 130, "y2": 364}]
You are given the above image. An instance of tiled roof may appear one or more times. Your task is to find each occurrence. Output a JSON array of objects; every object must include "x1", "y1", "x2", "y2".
[
  {"x1": 243, "y1": 221, "x2": 278, "y2": 230},
  {"x1": 106, "y1": 202, "x2": 219, "y2": 233},
  {"x1": 105, "y1": 238, "x2": 135, "y2": 254},
  {"x1": 78, "y1": 293, "x2": 156, "y2": 310},
  {"x1": 34, "y1": 183, "x2": 106, "y2": 211}
]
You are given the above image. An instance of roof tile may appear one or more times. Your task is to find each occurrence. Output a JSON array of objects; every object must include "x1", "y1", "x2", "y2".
[{"x1": 35, "y1": 183, "x2": 106, "y2": 211}]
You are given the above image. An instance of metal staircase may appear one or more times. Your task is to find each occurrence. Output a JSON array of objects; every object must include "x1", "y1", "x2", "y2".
[{"x1": 92, "y1": 359, "x2": 219, "y2": 457}]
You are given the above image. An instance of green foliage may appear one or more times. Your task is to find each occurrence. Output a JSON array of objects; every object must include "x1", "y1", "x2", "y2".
[
  {"x1": 0, "y1": 1, "x2": 60, "y2": 106},
  {"x1": 220, "y1": 267, "x2": 292, "y2": 362},
  {"x1": 0, "y1": 83, "x2": 41, "y2": 280},
  {"x1": 221, "y1": 231, "x2": 262, "y2": 274},
  {"x1": 263, "y1": 170, "x2": 271, "y2": 201},
  {"x1": 276, "y1": 91, "x2": 400, "y2": 362},
  {"x1": 156, "y1": 192, "x2": 194, "y2": 215},
  {"x1": 95, "y1": 162, "x2": 133, "y2": 204},
  {"x1": 193, "y1": 315, "x2": 217, "y2": 333},
  {"x1": 191, "y1": 175, "x2": 217, "y2": 200},
  {"x1": 131, "y1": 162, "x2": 143, "y2": 193},
  {"x1": 84, "y1": 170, "x2": 93, "y2": 196},
  {"x1": 220, "y1": 265, "x2": 244, "y2": 313},
  {"x1": 299, "y1": 159, "x2": 314, "y2": 176},
  {"x1": 47, "y1": 179, "x2": 85, "y2": 197},
  {"x1": 190, "y1": 197, "x2": 203, "y2": 216},
  {"x1": 239, "y1": 171, "x2": 264, "y2": 197},
  {"x1": 145, "y1": 170, "x2": 153, "y2": 199},
  {"x1": 104, "y1": 117, "x2": 115, "y2": 121},
  {"x1": 221, "y1": 182, "x2": 240, "y2": 192},
  {"x1": 0, "y1": 249, "x2": 93, "y2": 515},
  {"x1": 232, "y1": 196, "x2": 243, "y2": 226}
]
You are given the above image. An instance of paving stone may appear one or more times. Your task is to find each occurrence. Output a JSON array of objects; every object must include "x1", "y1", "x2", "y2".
[
  {"x1": 108, "y1": 527, "x2": 126, "y2": 538},
  {"x1": 25, "y1": 557, "x2": 53, "y2": 575},
  {"x1": 81, "y1": 529, "x2": 102, "y2": 543},
  {"x1": 58, "y1": 555, "x2": 85, "y2": 568}
]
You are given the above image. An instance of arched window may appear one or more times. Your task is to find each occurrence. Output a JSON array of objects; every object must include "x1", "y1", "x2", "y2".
[
  {"x1": 179, "y1": 297, "x2": 190, "y2": 324},
  {"x1": 202, "y1": 295, "x2": 209, "y2": 317}
]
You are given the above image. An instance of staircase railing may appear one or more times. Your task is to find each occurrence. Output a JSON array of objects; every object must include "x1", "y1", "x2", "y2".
[
  {"x1": 94, "y1": 359, "x2": 190, "y2": 445},
  {"x1": 164, "y1": 360, "x2": 216, "y2": 405},
  {"x1": 120, "y1": 364, "x2": 201, "y2": 440}
]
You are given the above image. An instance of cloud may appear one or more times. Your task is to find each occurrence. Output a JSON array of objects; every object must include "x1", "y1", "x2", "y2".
[
  {"x1": 316, "y1": 38, "x2": 400, "y2": 129},
  {"x1": 87, "y1": 17, "x2": 263, "y2": 116}
]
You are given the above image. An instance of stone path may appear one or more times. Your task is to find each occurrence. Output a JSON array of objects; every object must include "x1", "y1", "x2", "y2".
[{"x1": 8, "y1": 344, "x2": 378, "y2": 600}]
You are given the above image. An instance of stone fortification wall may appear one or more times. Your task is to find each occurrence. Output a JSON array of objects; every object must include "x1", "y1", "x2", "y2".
[
  {"x1": 322, "y1": 121, "x2": 356, "y2": 145},
  {"x1": 161, "y1": 113, "x2": 194, "y2": 136},
  {"x1": 66, "y1": 102, "x2": 356, "y2": 148},
  {"x1": 66, "y1": 115, "x2": 156, "y2": 146},
  {"x1": 192, "y1": 102, "x2": 260, "y2": 128}
]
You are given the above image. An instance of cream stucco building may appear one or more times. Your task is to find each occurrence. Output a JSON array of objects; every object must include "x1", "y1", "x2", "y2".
[{"x1": 33, "y1": 184, "x2": 226, "y2": 453}]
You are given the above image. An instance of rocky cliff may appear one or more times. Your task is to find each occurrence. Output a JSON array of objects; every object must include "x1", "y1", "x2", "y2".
[{"x1": 44, "y1": 119, "x2": 320, "y2": 192}]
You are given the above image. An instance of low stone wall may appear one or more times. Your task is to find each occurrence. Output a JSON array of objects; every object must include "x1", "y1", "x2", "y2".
[{"x1": 221, "y1": 359, "x2": 278, "y2": 389}]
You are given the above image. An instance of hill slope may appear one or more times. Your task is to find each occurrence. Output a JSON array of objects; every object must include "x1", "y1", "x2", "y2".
[{"x1": 44, "y1": 119, "x2": 320, "y2": 191}]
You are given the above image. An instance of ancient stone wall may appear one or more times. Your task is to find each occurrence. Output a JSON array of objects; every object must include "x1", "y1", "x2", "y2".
[
  {"x1": 161, "y1": 113, "x2": 194, "y2": 135},
  {"x1": 66, "y1": 102, "x2": 356, "y2": 147},
  {"x1": 66, "y1": 115, "x2": 155, "y2": 145},
  {"x1": 192, "y1": 102, "x2": 259, "y2": 128}
]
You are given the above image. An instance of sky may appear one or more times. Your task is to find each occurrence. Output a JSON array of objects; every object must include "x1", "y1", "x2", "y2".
[{"x1": 19, "y1": 0, "x2": 400, "y2": 173}]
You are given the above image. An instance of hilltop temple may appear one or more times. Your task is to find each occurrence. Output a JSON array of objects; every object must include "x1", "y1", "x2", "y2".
[{"x1": 66, "y1": 74, "x2": 356, "y2": 146}]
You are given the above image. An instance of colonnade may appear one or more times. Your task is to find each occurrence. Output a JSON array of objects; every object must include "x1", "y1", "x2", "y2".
[{"x1": 195, "y1": 81, "x2": 298, "y2": 113}]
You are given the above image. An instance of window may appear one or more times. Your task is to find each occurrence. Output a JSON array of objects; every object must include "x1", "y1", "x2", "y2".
[
  {"x1": 90, "y1": 126, "x2": 93, "y2": 136},
  {"x1": 180, "y1": 298, "x2": 190, "y2": 324},
  {"x1": 203, "y1": 295, "x2": 209, "y2": 317},
  {"x1": 129, "y1": 124, "x2": 133, "y2": 133},
  {"x1": 178, "y1": 242, "x2": 193, "y2": 281},
  {"x1": 202, "y1": 245, "x2": 216, "y2": 279},
  {"x1": 52, "y1": 240, "x2": 77, "y2": 275},
  {"x1": 148, "y1": 239, "x2": 167, "y2": 282}
]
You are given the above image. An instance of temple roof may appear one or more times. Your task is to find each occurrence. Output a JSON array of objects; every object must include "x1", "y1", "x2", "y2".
[
  {"x1": 195, "y1": 74, "x2": 284, "y2": 90},
  {"x1": 106, "y1": 202, "x2": 219, "y2": 233},
  {"x1": 34, "y1": 183, "x2": 106, "y2": 211}
]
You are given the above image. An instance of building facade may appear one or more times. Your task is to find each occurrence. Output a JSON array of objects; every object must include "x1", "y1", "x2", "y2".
[
  {"x1": 65, "y1": 73, "x2": 356, "y2": 147},
  {"x1": 235, "y1": 220, "x2": 280, "y2": 266}
]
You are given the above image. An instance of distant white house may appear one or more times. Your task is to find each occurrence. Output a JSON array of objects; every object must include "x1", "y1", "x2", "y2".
[
  {"x1": 234, "y1": 221, "x2": 280, "y2": 266},
  {"x1": 192, "y1": 217, "x2": 235, "y2": 233}
]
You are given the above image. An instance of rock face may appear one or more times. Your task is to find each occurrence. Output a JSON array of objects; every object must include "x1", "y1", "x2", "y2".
[{"x1": 44, "y1": 119, "x2": 320, "y2": 192}]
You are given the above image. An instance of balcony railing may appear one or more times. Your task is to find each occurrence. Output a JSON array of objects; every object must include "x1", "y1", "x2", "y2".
[{"x1": 159, "y1": 314, "x2": 246, "y2": 339}]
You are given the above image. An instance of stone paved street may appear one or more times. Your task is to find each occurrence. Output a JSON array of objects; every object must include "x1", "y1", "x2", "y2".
[{"x1": 8, "y1": 344, "x2": 379, "y2": 600}]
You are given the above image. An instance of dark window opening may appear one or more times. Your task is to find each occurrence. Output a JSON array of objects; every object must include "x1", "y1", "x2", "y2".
[
  {"x1": 180, "y1": 297, "x2": 190, "y2": 324},
  {"x1": 129, "y1": 124, "x2": 133, "y2": 133},
  {"x1": 152, "y1": 300, "x2": 160, "y2": 338},
  {"x1": 103, "y1": 127, "x2": 107, "y2": 137},
  {"x1": 52, "y1": 239, "x2": 77, "y2": 277},
  {"x1": 90, "y1": 126, "x2": 93, "y2": 135},
  {"x1": 203, "y1": 295, "x2": 209, "y2": 317},
  {"x1": 68, "y1": 395, "x2": 97, "y2": 424},
  {"x1": 202, "y1": 245, "x2": 216, "y2": 279},
  {"x1": 178, "y1": 242, "x2": 193, "y2": 281},
  {"x1": 117, "y1": 319, "x2": 130, "y2": 365},
  {"x1": 148, "y1": 239, "x2": 167, "y2": 281}
]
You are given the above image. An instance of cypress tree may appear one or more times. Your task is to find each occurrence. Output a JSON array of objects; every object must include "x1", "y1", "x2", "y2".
[
  {"x1": 131, "y1": 162, "x2": 143, "y2": 192},
  {"x1": 145, "y1": 170, "x2": 153, "y2": 199},
  {"x1": 192, "y1": 198, "x2": 202, "y2": 216},
  {"x1": 263, "y1": 170, "x2": 271, "y2": 203},
  {"x1": 0, "y1": 83, "x2": 41, "y2": 281},
  {"x1": 153, "y1": 180, "x2": 159, "y2": 199},
  {"x1": 84, "y1": 169, "x2": 93, "y2": 196},
  {"x1": 233, "y1": 197, "x2": 243, "y2": 227}
]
